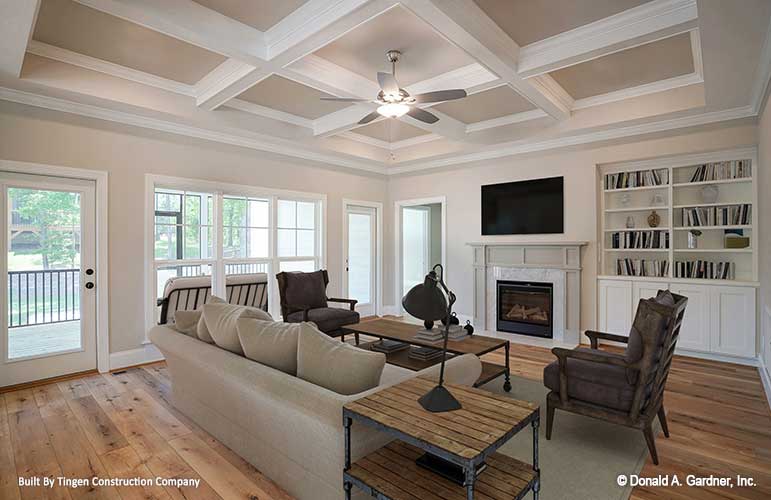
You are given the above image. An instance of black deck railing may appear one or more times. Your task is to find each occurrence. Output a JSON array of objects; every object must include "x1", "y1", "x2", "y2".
[{"x1": 8, "y1": 269, "x2": 80, "y2": 328}]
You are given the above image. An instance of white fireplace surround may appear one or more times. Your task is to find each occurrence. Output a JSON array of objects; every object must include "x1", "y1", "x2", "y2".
[{"x1": 468, "y1": 242, "x2": 587, "y2": 345}]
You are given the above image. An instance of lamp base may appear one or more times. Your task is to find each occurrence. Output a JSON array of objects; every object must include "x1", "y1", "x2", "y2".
[
  {"x1": 415, "y1": 453, "x2": 486, "y2": 486},
  {"x1": 418, "y1": 384, "x2": 462, "y2": 413}
]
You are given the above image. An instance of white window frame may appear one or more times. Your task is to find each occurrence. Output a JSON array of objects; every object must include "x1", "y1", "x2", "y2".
[{"x1": 145, "y1": 174, "x2": 326, "y2": 333}]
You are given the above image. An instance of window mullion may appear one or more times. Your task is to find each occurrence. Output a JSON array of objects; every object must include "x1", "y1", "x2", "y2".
[{"x1": 214, "y1": 192, "x2": 226, "y2": 297}]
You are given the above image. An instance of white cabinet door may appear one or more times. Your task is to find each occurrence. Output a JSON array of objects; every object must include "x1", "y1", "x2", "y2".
[
  {"x1": 633, "y1": 281, "x2": 667, "y2": 305},
  {"x1": 670, "y1": 284, "x2": 711, "y2": 352},
  {"x1": 598, "y1": 280, "x2": 633, "y2": 336},
  {"x1": 710, "y1": 286, "x2": 756, "y2": 358}
]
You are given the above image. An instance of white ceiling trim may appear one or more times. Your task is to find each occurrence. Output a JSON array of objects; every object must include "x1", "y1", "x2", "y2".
[
  {"x1": 26, "y1": 40, "x2": 196, "y2": 96},
  {"x1": 517, "y1": 0, "x2": 698, "y2": 78},
  {"x1": 388, "y1": 105, "x2": 756, "y2": 175},
  {"x1": 341, "y1": 130, "x2": 441, "y2": 150},
  {"x1": 195, "y1": 61, "x2": 270, "y2": 110},
  {"x1": 313, "y1": 102, "x2": 378, "y2": 137},
  {"x1": 225, "y1": 99, "x2": 313, "y2": 128},
  {"x1": 72, "y1": 0, "x2": 267, "y2": 64},
  {"x1": 0, "y1": 86, "x2": 388, "y2": 175},
  {"x1": 466, "y1": 109, "x2": 549, "y2": 133},
  {"x1": 400, "y1": 0, "x2": 571, "y2": 121},
  {"x1": 282, "y1": 54, "x2": 378, "y2": 98},
  {"x1": 690, "y1": 29, "x2": 703, "y2": 79},
  {"x1": 750, "y1": 14, "x2": 771, "y2": 114},
  {"x1": 0, "y1": 0, "x2": 40, "y2": 77},
  {"x1": 404, "y1": 63, "x2": 498, "y2": 96},
  {"x1": 572, "y1": 72, "x2": 703, "y2": 110}
]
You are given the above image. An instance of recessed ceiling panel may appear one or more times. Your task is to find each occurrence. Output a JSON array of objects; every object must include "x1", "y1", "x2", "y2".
[
  {"x1": 192, "y1": 0, "x2": 308, "y2": 31},
  {"x1": 314, "y1": 6, "x2": 475, "y2": 87},
  {"x1": 33, "y1": 0, "x2": 227, "y2": 85},
  {"x1": 474, "y1": 0, "x2": 651, "y2": 46},
  {"x1": 550, "y1": 33, "x2": 695, "y2": 100},
  {"x1": 433, "y1": 85, "x2": 536, "y2": 123},
  {"x1": 354, "y1": 120, "x2": 429, "y2": 143},
  {"x1": 237, "y1": 75, "x2": 349, "y2": 119}
]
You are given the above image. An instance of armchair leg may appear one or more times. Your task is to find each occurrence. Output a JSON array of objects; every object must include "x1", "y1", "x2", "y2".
[
  {"x1": 658, "y1": 405, "x2": 670, "y2": 438},
  {"x1": 545, "y1": 402, "x2": 555, "y2": 440},
  {"x1": 643, "y1": 425, "x2": 659, "y2": 465}
]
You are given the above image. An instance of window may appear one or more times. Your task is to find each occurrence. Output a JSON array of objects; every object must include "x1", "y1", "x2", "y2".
[{"x1": 148, "y1": 178, "x2": 324, "y2": 324}]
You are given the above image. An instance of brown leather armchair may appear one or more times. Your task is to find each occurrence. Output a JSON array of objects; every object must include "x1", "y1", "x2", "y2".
[
  {"x1": 275, "y1": 270, "x2": 359, "y2": 339},
  {"x1": 543, "y1": 290, "x2": 687, "y2": 465}
]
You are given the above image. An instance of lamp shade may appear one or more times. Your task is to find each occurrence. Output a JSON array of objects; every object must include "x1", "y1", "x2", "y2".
[{"x1": 402, "y1": 277, "x2": 448, "y2": 321}]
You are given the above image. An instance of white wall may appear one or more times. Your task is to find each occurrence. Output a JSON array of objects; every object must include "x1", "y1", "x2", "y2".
[
  {"x1": 0, "y1": 101, "x2": 388, "y2": 354},
  {"x1": 386, "y1": 123, "x2": 759, "y2": 332},
  {"x1": 758, "y1": 93, "x2": 771, "y2": 373}
]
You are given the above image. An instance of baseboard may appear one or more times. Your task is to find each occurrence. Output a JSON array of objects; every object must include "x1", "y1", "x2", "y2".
[
  {"x1": 673, "y1": 348, "x2": 758, "y2": 366},
  {"x1": 759, "y1": 356, "x2": 771, "y2": 410},
  {"x1": 110, "y1": 343, "x2": 164, "y2": 371}
]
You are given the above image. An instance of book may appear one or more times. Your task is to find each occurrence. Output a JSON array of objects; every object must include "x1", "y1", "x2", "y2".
[
  {"x1": 605, "y1": 168, "x2": 669, "y2": 190},
  {"x1": 371, "y1": 340, "x2": 409, "y2": 353},
  {"x1": 688, "y1": 160, "x2": 752, "y2": 182}
]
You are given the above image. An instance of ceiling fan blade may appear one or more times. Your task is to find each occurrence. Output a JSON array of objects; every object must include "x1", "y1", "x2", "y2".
[
  {"x1": 319, "y1": 97, "x2": 370, "y2": 102},
  {"x1": 377, "y1": 72, "x2": 400, "y2": 94},
  {"x1": 358, "y1": 111, "x2": 381, "y2": 125},
  {"x1": 411, "y1": 89, "x2": 467, "y2": 103},
  {"x1": 406, "y1": 107, "x2": 439, "y2": 124}
]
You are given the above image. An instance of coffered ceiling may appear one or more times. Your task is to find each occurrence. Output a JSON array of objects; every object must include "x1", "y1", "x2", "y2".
[{"x1": 1, "y1": 0, "x2": 770, "y2": 176}]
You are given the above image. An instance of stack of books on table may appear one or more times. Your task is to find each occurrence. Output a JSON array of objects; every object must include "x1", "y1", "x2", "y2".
[
  {"x1": 370, "y1": 339, "x2": 409, "y2": 353},
  {"x1": 408, "y1": 346, "x2": 444, "y2": 362},
  {"x1": 413, "y1": 325, "x2": 468, "y2": 342}
]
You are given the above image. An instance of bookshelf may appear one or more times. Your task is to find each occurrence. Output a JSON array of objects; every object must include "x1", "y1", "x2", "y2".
[{"x1": 598, "y1": 148, "x2": 758, "y2": 283}]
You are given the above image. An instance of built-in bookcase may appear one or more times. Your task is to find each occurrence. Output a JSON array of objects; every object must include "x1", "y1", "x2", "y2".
[{"x1": 598, "y1": 148, "x2": 758, "y2": 284}]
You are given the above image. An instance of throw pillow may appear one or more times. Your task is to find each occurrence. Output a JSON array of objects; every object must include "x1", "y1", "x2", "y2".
[
  {"x1": 237, "y1": 318, "x2": 301, "y2": 375},
  {"x1": 203, "y1": 301, "x2": 273, "y2": 354},
  {"x1": 296, "y1": 323, "x2": 385, "y2": 395},
  {"x1": 172, "y1": 310, "x2": 201, "y2": 337},
  {"x1": 197, "y1": 296, "x2": 225, "y2": 343}
]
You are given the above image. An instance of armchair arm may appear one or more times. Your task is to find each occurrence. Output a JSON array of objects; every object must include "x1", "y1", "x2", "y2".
[
  {"x1": 584, "y1": 329, "x2": 631, "y2": 349},
  {"x1": 328, "y1": 297, "x2": 357, "y2": 311},
  {"x1": 551, "y1": 347, "x2": 637, "y2": 405}
]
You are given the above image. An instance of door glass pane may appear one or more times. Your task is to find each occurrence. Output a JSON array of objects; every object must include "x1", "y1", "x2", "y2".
[
  {"x1": 7, "y1": 187, "x2": 82, "y2": 359},
  {"x1": 402, "y1": 207, "x2": 429, "y2": 297},
  {"x1": 348, "y1": 212, "x2": 372, "y2": 304}
]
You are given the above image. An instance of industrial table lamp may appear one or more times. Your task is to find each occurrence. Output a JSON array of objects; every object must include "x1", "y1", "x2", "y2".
[{"x1": 402, "y1": 263, "x2": 461, "y2": 413}]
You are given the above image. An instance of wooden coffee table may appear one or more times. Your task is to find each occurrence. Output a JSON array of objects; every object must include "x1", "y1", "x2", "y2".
[{"x1": 342, "y1": 319, "x2": 512, "y2": 391}]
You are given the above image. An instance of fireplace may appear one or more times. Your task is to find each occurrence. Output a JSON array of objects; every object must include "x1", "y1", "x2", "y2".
[{"x1": 497, "y1": 280, "x2": 554, "y2": 338}]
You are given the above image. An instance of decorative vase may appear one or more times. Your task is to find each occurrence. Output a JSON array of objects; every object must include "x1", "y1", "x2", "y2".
[
  {"x1": 700, "y1": 185, "x2": 719, "y2": 203},
  {"x1": 647, "y1": 210, "x2": 661, "y2": 228},
  {"x1": 464, "y1": 320, "x2": 474, "y2": 335},
  {"x1": 625, "y1": 216, "x2": 636, "y2": 229}
]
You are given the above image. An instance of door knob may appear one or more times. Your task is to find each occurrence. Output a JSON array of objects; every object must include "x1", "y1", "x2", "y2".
[{"x1": 85, "y1": 282, "x2": 94, "y2": 289}]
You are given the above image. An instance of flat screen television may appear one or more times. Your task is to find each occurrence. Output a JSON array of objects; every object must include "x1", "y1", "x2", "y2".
[{"x1": 481, "y1": 176, "x2": 564, "y2": 235}]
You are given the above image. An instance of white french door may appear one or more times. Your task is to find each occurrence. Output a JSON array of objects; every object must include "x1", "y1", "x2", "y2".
[
  {"x1": 344, "y1": 204, "x2": 378, "y2": 317},
  {"x1": 1, "y1": 172, "x2": 97, "y2": 388}
]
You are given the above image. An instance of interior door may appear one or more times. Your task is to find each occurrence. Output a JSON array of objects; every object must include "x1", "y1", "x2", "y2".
[
  {"x1": 1, "y1": 172, "x2": 97, "y2": 388},
  {"x1": 402, "y1": 206, "x2": 430, "y2": 297},
  {"x1": 344, "y1": 205, "x2": 377, "y2": 317}
]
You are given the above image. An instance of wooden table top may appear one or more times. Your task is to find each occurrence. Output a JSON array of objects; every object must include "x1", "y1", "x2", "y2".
[
  {"x1": 342, "y1": 319, "x2": 507, "y2": 356},
  {"x1": 344, "y1": 376, "x2": 539, "y2": 462}
]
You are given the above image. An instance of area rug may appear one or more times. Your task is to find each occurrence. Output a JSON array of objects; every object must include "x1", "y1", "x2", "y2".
[{"x1": 478, "y1": 376, "x2": 653, "y2": 500}]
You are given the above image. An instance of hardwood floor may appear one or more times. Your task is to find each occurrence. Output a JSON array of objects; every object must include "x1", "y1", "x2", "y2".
[{"x1": 2, "y1": 344, "x2": 769, "y2": 499}]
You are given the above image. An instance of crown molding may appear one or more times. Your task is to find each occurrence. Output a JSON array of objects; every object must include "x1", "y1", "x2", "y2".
[
  {"x1": 751, "y1": 15, "x2": 771, "y2": 113},
  {"x1": 387, "y1": 105, "x2": 756, "y2": 175},
  {"x1": 225, "y1": 99, "x2": 313, "y2": 128},
  {"x1": 341, "y1": 130, "x2": 441, "y2": 150},
  {"x1": 0, "y1": 86, "x2": 387, "y2": 175},
  {"x1": 572, "y1": 72, "x2": 703, "y2": 110},
  {"x1": 27, "y1": 40, "x2": 196, "y2": 96},
  {"x1": 466, "y1": 109, "x2": 549, "y2": 133},
  {"x1": 599, "y1": 146, "x2": 757, "y2": 171},
  {"x1": 518, "y1": 0, "x2": 698, "y2": 77}
]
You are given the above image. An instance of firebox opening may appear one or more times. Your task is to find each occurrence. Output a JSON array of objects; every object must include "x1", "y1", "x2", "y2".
[{"x1": 496, "y1": 280, "x2": 554, "y2": 338}]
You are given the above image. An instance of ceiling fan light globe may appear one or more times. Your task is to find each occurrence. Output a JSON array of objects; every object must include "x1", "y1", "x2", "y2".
[{"x1": 377, "y1": 103, "x2": 410, "y2": 118}]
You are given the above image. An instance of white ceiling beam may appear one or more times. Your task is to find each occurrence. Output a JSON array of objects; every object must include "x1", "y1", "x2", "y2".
[
  {"x1": 313, "y1": 103, "x2": 379, "y2": 137},
  {"x1": 401, "y1": 109, "x2": 467, "y2": 141},
  {"x1": 72, "y1": 0, "x2": 267, "y2": 64},
  {"x1": 400, "y1": 0, "x2": 571, "y2": 120},
  {"x1": 195, "y1": 61, "x2": 271, "y2": 110},
  {"x1": 281, "y1": 55, "x2": 379, "y2": 98},
  {"x1": 0, "y1": 0, "x2": 40, "y2": 77},
  {"x1": 404, "y1": 63, "x2": 497, "y2": 97},
  {"x1": 517, "y1": 0, "x2": 698, "y2": 78}
]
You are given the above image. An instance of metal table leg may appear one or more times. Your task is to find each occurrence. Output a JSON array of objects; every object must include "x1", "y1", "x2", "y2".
[
  {"x1": 503, "y1": 341, "x2": 512, "y2": 392},
  {"x1": 465, "y1": 466, "x2": 476, "y2": 500},
  {"x1": 344, "y1": 416, "x2": 352, "y2": 500},
  {"x1": 532, "y1": 417, "x2": 540, "y2": 500}
]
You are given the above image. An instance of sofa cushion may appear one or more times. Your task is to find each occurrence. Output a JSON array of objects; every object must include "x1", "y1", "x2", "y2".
[
  {"x1": 286, "y1": 307, "x2": 360, "y2": 333},
  {"x1": 283, "y1": 270, "x2": 328, "y2": 310},
  {"x1": 196, "y1": 296, "x2": 224, "y2": 343},
  {"x1": 297, "y1": 323, "x2": 385, "y2": 395},
  {"x1": 544, "y1": 350, "x2": 638, "y2": 412},
  {"x1": 237, "y1": 318, "x2": 301, "y2": 375},
  {"x1": 203, "y1": 301, "x2": 273, "y2": 355},
  {"x1": 172, "y1": 310, "x2": 201, "y2": 337}
]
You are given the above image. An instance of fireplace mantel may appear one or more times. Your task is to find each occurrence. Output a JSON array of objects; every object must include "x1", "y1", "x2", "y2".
[{"x1": 468, "y1": 242, "x2": 587, "y2": 344}]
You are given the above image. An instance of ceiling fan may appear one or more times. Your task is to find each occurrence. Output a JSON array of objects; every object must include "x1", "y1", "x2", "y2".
[{"x1": 320, "y1": 50, "x2": 468, "y2": 125}]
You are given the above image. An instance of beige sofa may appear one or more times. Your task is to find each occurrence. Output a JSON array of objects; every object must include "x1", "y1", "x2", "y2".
[{"x1": 149, "y1": 325, "x2": 482, "y2": 500}]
